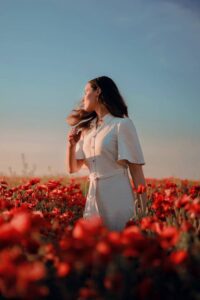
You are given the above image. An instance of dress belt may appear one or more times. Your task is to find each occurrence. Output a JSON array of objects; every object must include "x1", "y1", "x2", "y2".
[
  {"x1": 88, "y1": 167, "x2": 128, "y2": 181},
  {"x1": 84, "y1": 168, "x2": 129, "y2": 218}
]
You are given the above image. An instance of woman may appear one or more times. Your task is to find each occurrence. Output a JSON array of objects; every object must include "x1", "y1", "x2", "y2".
[{"x1": 66, "y1": 76, "x2": 147, "y2": 231}]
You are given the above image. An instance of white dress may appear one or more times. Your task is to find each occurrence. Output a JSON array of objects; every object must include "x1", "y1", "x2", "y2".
[{"x1": 75, "y1": 113, "x2": 146, "y2": 231}]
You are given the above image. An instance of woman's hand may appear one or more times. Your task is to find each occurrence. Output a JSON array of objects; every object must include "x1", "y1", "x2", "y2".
[
  {"x1": 67, "y1": 127, "x2": 82, "y2": 147},
  {"x1": 134, "y1": 192, "x2": 148, "y2": 219}
]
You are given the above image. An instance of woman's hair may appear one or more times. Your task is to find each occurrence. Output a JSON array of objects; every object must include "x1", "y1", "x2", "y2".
[{"x1": 66, "y1": 76, "x2": 129, "y2": 131}]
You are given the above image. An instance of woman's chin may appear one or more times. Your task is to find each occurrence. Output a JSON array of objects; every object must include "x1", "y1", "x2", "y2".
[
  {"x1": 84, "y1": 106, "x2": 94, "y2": 113},
  {"x1": 84, "y1": 107, "x2": 91, "y2": 112}
]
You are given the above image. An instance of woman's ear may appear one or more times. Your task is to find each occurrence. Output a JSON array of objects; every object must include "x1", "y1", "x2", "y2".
[{"x1": 96, "y1": 87, "x2": 101, "y2": 96}]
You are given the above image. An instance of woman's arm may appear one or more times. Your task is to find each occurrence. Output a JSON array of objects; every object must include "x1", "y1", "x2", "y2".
[
  {"x1": 128, "y1": 162, "x2": 148, "y2": 216},
  {"x1": 66, "y1": 128, "x2": 86, "y2": 174},
  {"x1": 66, "y1": 143, "x2": 85, "y2": 173}
]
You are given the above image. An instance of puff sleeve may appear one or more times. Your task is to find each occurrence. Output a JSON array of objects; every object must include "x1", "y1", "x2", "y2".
[
  {"x1": 75, "y1": 134, "x2": 85, "y2": 160},
  {"x1": 117, "y1": 117, "x2": 145, "y2": 165}
]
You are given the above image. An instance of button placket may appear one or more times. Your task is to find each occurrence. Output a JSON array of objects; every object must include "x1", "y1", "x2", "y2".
[
  {"x1": 92, "y1": 135, "x2": 95, "y2": 169},
  {"x1": 91, "y1": 130, "x2": 98, "y2": 173},
  {"x1": 90, "y1": 120, "x2": 103, "y2": 173},
  {"x1": 89, "y1": 116, "x2": 114, "y2": 174}
]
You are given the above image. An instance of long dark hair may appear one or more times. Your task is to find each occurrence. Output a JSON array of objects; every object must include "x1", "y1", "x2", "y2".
[{"x1": 66, "y1": 76, "x2": 129, "y2": 131}]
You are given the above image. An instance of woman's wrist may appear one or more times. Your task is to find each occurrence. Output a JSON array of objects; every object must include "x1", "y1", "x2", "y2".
[{"x1": 67, "y1": 142, "x2": 76, "y2": 150}]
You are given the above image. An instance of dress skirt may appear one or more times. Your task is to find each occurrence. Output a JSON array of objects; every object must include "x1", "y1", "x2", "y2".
[{"x1": 83, "y1": 168, "x2": 137, "y2": 231}]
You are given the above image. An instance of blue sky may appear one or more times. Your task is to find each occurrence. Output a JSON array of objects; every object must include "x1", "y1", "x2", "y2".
[{"x1": 0, "y1": 0, "x2": 200, "y2": 180}]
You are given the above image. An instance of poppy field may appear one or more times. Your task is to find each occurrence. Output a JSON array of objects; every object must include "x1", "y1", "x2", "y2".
[{"x1": 0, "y1": 175, "x2": 200, "y2": 300}]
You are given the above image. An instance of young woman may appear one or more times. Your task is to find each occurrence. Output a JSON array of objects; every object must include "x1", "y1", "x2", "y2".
[{"x1": 66, "y1": 76, "x2": 147, "y2": 231}]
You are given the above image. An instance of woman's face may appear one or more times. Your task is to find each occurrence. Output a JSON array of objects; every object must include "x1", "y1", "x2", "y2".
[{"x1": 83, "y1": 82, "x2": 100, "y2": 112}]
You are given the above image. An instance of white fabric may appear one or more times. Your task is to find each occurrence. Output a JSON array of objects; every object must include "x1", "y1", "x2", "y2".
[
  {"x1": 75, "y1": 113, "x2": 146, "y2": 231},
  {"x1": 75, "y1": 133, "x2": 85, "y2": 160},
  {"x1": 117, "y1": 117, "x2": 145, "y2": 165}
]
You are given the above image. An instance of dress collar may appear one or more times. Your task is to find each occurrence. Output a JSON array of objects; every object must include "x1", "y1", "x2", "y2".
[
  {"x1": 96, "y1": 112, "x2": 114, "y2": 125},
  {"x1": 89, "y1": 112, "x2": 114, "y2": 129}
]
